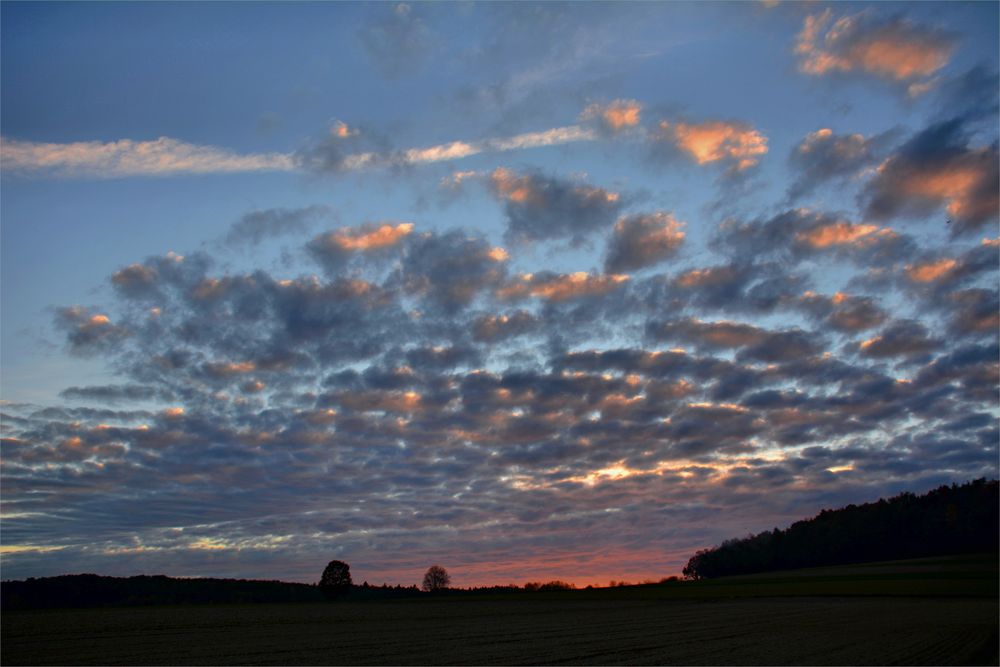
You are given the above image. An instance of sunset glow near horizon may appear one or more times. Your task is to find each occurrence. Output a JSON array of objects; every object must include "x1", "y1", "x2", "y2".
[{"x1": 1, "y1": 2, "x2": 997, "y2": 589}]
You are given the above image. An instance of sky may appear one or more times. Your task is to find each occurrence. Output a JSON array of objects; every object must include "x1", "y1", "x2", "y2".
[{"x1": 1, "y1": 1, "x2": 997, "y2": 588}]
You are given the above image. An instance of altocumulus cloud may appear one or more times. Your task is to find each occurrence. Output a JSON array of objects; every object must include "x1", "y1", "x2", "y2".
[{"x1": 4, "y1": 186, "x2": 995, "y2": 585}]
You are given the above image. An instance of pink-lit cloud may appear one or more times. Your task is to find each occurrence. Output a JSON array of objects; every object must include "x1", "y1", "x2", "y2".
[
  {"x1": 795, "y1": 9, "x2": 955, "y2": 83},
  {"x1": 582, "y1": 99, "x2": 643, "y2": 133},
  {"x1": 498, "y1": 271, "x2": 629, "y2": 302},
  {"x1": 657, "y1": 119, "x2": 768, "y2": 171}
]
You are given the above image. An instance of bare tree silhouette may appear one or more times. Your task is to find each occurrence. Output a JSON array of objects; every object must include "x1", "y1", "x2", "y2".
[{"x1": 421, "y1": 565, "x2": 450, "y2": 592}]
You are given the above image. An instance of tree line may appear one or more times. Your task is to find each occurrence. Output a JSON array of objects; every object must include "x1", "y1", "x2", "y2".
[
  {"x1": 1, "y1": 574, "x2": 324, "y2": 610},
  {"x1": 682, "y1": 478, "x2": 999, "y2": 579},
  {"x1": 2, "y1": 563, "x2": 587, "y2": 610}
]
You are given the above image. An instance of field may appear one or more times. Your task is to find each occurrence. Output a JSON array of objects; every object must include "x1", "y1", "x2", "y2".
[{"x1": 4, "y1": 555, "x2": 997, "y2": 666}]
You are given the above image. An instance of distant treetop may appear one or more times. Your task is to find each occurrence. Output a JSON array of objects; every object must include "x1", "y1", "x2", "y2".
[
  {"x1": 422, "y1": 565, "x2": 450, "y2": 592},
  {"x1": 319, "y1": 560, "x2": 352, "y2": 599}
]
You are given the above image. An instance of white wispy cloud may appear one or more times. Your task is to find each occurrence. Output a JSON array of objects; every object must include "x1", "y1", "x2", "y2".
[
  {"x1": 1, "y1": 137, "x2": 295, "y2": 177},
  {"x1": 342, "y1": 124, "x2": 597, "y2": 170},
  {"x1": 2, "y1": 125, "x2": 598, "y2": 178}
]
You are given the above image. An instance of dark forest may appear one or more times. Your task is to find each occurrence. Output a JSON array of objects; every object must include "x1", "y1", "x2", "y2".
[{"x1": 682, "y1": 478, "x2": 998, "y2": 579}]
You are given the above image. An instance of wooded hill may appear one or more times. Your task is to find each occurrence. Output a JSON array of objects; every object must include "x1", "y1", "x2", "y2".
[{"x1": 683, "y1": 478, "x2": 999, "y2": 579}]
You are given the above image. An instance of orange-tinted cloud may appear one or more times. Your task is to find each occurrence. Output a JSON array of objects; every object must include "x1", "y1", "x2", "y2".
[
  {"x1": 582, "y1": 99, "x2": 643, "y2": 133},
  {"x1": 795, "y1": 221, "x2": 885, "y2": 248},
  {"x1": 878, "y1": 153, "x2": 997, "y2": 222},
  {"x1": 333, "y1": 389, "x2": 422, "y2": 413},
  {"x1": 498, "y1": 272, "x2": 629, "y2": 302},
  {"x1": 795, "y1": 9, "x2": 954, "y2": 82},
  {"x1": 658, "y1": 119, "x2": 768, "y2": 170},
  {"x1": 54, "y1": 306, "x2": 128, "y2": 355},
  {"x1": 863, "y1": 120, "x2": 998, "y2": 233},
  {"x1": 329, "y1": 120, "x2": 358, "y2": 138},
  {"x1": 325, "y1": 222, "x2": 414, "y2": 251},
  {"x1": 674, "y1": 265, "x2": 739, "y2": 288},
  {"x1": 472, "y1": 311, "x2": 537, "y2": 342},
  {"x1": 905, "y1": 258, "x2": 957, "y2": 283}
]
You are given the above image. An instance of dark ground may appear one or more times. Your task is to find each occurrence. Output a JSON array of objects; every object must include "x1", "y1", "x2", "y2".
[{"x1": 3, "y1": 554, "x2": 997, "y2": 666}]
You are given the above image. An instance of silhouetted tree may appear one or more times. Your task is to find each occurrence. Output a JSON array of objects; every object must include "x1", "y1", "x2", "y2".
[
  {"x1": 319, "y1": 560, "x2": 352, "y2": 599},
  {"x1": 421, "y1": 565, "x2": 450, "y2": 592}
]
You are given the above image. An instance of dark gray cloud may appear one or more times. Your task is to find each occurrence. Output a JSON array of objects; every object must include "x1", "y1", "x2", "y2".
[
  {"x1": 604, "y1": 212, "x2": 685, "y2": 273},
  {"x1": 223, "y1": 205, "x2": 330, "y2": 249},
  {"x1": 472, "y1": 310, "x2": 538, "y2": 343},
  {"x1": 712, "y1": 209, "x2": 915, "y2": 269},
  {"x1": 398, "y1": 230, "x2": 509, "y2": 312},
  {"x1": 60, "y1": 383, "x2": 173, "y2": 404},
  {"x1": 796, "y1": 292, "x2": 888, "y2": 333},
  {"x1": 489, "y1": 168, "x2": 625, "y2": 245},
  {"x1": 649, "y1": 317, "x2": 824, "y2": 363},
  {"x1": 53, "y1": 306, "x2": 129, "y2": 356},
  {"x1": 641, "y1": 260, "x2": 808, "y2": 316},
  {"x1": 358, "y1": 3, "x2": 432, "y2": 79},
  {"x1": 293, "y1": 122, "x2": 401, "y2": 175},
  {"x1": 945, "y1": 288, "x2": 999, "y2": 337},
  {"x1": 786, "y1": 128, "x2": 896, "y2": 201},
  {"x1": 927, "y1": 65, "x2": 999, "y2": 124},
  {"x1": 857, "y1": 319, "x2": 941, "y2": 360}
]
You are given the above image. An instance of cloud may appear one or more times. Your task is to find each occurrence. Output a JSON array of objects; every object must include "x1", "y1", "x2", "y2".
[
  {"x1": 472, "y1": 311, "x2": 538, "y2": 343},
  {"x1": 657, "y1": 260, "x2": 807, "y2": 315},
  {"x1": 604, "y1": 212, "x2": 686, "y2": 273},
  {"x1": 295, "y1": 124, "x2": 597, "y2": 175},
  {"x1": 0, "y1": 137, "x2": 293, "y2": 177},
  {"x1": 861, "y1": 118, "x2": 999, "y2": 234},
  {"x1": 905, "y1": 257, "x2": 957, "y2": 283},
  {"x1": 795, "y1": 9, "x2": 955, "y2": 83},
  {"x1": 308, "y1": 222, "x2": 414, "y2": 272},
  {"x1": 6, "y1": 189, "x2": 997, "y2": 586},
  {"x1": 946, "y1": 289, "x2": 1000, "y2": 336},
  {"x1": 489, "y1": 168, "x2": 625, "y2": 245},
  {"x1": 60, "y1": 384, "x2": 173, "y2": 404},
  {"x1": 581, "y1": 99, "x2": 643, "y2": 134},
  {"x1": 787, "y1": 128, "x2": 895, "y2": 200},
  {"x1": 902, "y1": 240, "x2": 998, "y2": 293},
  {"x1": 498, "y1": 271, "x2": 629, "y2": 302},
  {"x1": 649, "y1": 317, "x2": 824, "y2": 363},
  {"x1": 797, "y1": 292, "x2": 888, "y2": 333},
  {"x1": 223, "y1": 206, "x2": 331, "y2": 249},
  {"x1": 858, "y1": 320, "x2": 940, "y2": 359},
  {"x1": 654, "y1": 119, "x2": 768, "y2": 171},
  {"x1": 53, "y1": 307, "x2": 129, "y2": 356},
  {"x1": 796, "y1": 221, "x2": 884, "y2": 248},
  {"x1": 927, "y1": 65, "x2": 1000, "y2": 124},
  {"x1": 358, "y1": 3, "x2": 432, "y2": 79},
  {"x1": 400, "y1": 231, "x2": 510, "y2": 312},
  {"x1": 712, "y1": 209, "x2": 911, "y2": 268},
  {"x1": 6, "y1": 123, "x2": 598, "y2": 180}
]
